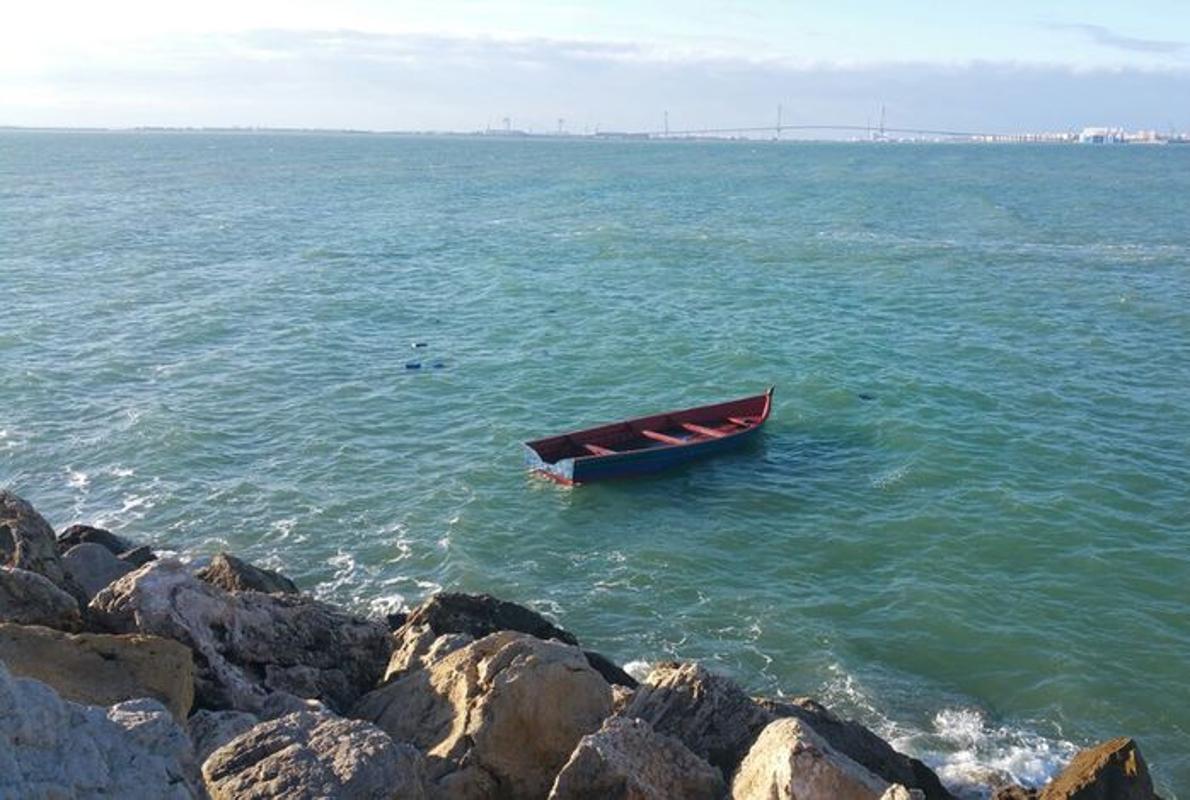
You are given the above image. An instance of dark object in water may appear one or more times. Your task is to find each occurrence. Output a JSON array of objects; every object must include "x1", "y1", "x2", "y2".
[
  {"x1": 412, "y1": 342, "x2": 427, "y2": 348},
  {"x1": 432, "y1": 362, "x2": 446, "y2": 369},
  {"x1": 405, "y1": 362, "x2": 421, "y2": 370},
  {"x1": 857, "y1": 393, "x2": 876, "y2": 401},
  {"x1": 524, "y1": 388, "x2": 774, "y2": 486}
]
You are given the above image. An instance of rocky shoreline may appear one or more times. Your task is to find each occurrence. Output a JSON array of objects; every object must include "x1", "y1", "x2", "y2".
[{"x1": 0, "y1": 489, "x2": 1164, "y2": 799}]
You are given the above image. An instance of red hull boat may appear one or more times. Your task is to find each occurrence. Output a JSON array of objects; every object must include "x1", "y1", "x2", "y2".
[{"x1": 524, "y1": 387, "x2": 773, "y2": 486}]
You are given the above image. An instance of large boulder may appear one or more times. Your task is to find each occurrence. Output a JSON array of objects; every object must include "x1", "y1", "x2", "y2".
[
  {"x1": 0, "y1": 622, "x2": 194, "y2": 720},
  {"x1": 548, "y1": 716, "x2": 725, "y2": 800},
  {"x1": 758, "y1": 697, "x2": 952, "y2": 799},
  {"x1": 89, "y1": 558, "x2": 389, "y2": 714},
  {"x1": 399, "y1": 591, "x2": 636, "y2": 688},
  {"x1": 405, "y1": 591, "x2": 579, "y2": 644},
  {"x1": 0, "y1": 490, "x2": 67, "y2": 587},
  {"x1": 384, "y1": 623, "x2": 474, "y2": 682},
  {"x1": 732, "y1": 716, "x2": 891, "y2": 800},
  {"x1": 0, "y1": 661, "x2": 202, "y2": 798},
  {"x1": 354, "y1": 630, "x2": 613, "y2": 799},
  {"x1": 190, "y1": 708, "x2": 261, "y2": 764},
  {"x1": 0, "y1": 566, "x2": 81, "y2": 630},
  {"x1": 57, "y1": 523, "x2": 132, "y2": 556},
  {"x1": 620, "y1": 661, "x2": 775, "y2": 777},
  {"x1": 202, "y1": 710, "x2": 427, "y2": 800},
  {"x1": 62, "y1": 541, "x2": 135, "y2": 600},
  {"x1": 196, "y1": 552, "x2": 299, "y2": 595},
  {"x1": 1039, "y1": 738, "x2": 1158, "y2": 800}
]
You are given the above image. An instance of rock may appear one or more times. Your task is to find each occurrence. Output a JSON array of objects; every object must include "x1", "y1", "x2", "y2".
[
  {"x1": 0, "y1": 490, "x2": 67, "y2": 587},
  {"x1": 1039, "y1": 737, "x2": 1158, "y2": 800},
  {"x1": 0, "y1": 565, "x2": 82, "y2": 630},
  {"x1": 0, "y1": 661, "x2": 202, "y2": 798},
  {"x1": 406, "y1": 591, "x2": 579, "y2": 644},
  {"x1": 732, "y1": 716, "x2": 891, "y2": 800},
  {"x1": 196, "y1": 552, "x2": 299, "y2": 594},
  {"x1": 0, "y1": 622, "x2": 194, "y2": 720},
  {"x1": 610, "y1": 684, "x2": 635, "y2": 715},
  {"x1": 120, "y1": 544, "x2": 158, "y2": 567},
  {"x1": 401, "y1": 591, "x2": 637, "y2": 691},
  {"x1": 62, "y1": 541, "x2": 135, "y2": 599},
  {"x1": 882, "y1": 787, "x2": 926, "y2": 800},
  {"x1": 992, "y1": 787, "x2": 1038, "y2": 800},
  {"x1": 190, "y1": 709, "x2": 260, "y2": 764},
  {"x1": 354, "y1": 630, "x2": 612, "y2": 799},
  {"x1": 57, "y1": 523, "x2": 131, "y2": 556},
  {"x1": 90, "y1": 558, "x2": 389, "y2": 714},
  {"x1": 620, "y1": 661, "x2": 775, "y2": 777},
  {"x1": 383, "y1": 623, "x2": 473, "y2": 682},
  {"x1": 549, "y1": 716, "x2": 725, "y2": 800},
  {"x1": 758, "y1": 697, "x2": 953, "y2": 800},
  {"x1": 202, "y1": 710, "x2": 427, "y2": 800},
  {"x1": 583, "y1": 649, "x2": 639, "y2": 688}
]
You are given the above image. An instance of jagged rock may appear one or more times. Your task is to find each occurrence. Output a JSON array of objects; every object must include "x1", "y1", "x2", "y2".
[
  {"x1": 202, "y1": 710, "x2": 427, "y2": 800},
  {"x1": 196, "y1": 552, "x2": 299, "y2": 594},
  {"x1": 354, "y1": 630, "x2": 613, "y2": 799},
  {"x1": 62, "y1": 542, "x2": 135, "y2": 600},
  {"x1": 882, "y1": 786, "x2": 926, "y2": 800},
  {"x1": 57, "y1": 523, "x2": 131, "y2": 556},
  {"x1": 1039, "y1": 737, "x2": 1158, "y2": 800},
  {"x1": 992, "y1": 787, "x2": 1038, "y2": 800},
  {"x1": 89, "y1": 558, "x2": 389, "y2": 714},
  {"x1": 732, "y1": 716, "x2": 891, "y2": 800},
  {"x1": 0, "y1": 622, "x2": 194, "y2": 720},
  {"x1": 406, "y1": 591, "x2": 579, "y2": 644},
  {"x1": 758, "y1": 697, "x2": 953, "y2": 799},
  {"x1": 190, "y1": 709, "x2": 260, "y2": 764},
  {"x1": 583, "y1": 649, "x2": 639, "y2": 688},
  {"x1": 0, "y1": 490, "x2": 66, "y2": 587},
  {"x1": 620, "y1": 661, "x2": 775, "y2": 777},
  {"x1": 399, "y1": 591, "x2": 635, "y2": 689},
  {"x1": 549, "y1": 716, "x2": 725, "y2": 800},
  {"x1": 0, "y1": 661, "x2": 202, "y2": 798},
  {"x1": 384, "y1": 623, "x2": 474, "y2": 682},
  {"x1": 0, "y1": 566, "x2": 82, "y2": 630},
  {"x1": 120, "y1": 544, "x2": 158, "y2": 567},
  {"x1": 610, "y1": 684, "x2": 635, "y2": 715}
]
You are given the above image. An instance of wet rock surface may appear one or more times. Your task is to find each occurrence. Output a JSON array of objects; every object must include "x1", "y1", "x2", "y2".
[{"x1": 196, "y1": 551, "x2": 299, "y2": 595}]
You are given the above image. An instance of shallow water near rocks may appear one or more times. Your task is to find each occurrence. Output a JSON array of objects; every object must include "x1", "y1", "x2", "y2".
[{"x1": 1, "y1": 132, "x2": 1187, "y2": 796}]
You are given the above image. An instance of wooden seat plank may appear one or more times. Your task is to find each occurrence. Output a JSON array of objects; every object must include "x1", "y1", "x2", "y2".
[
  {"x1": 583, "y1": 443, "x2": 616, "y2": 456},
  {"x1": 727, "y1": 417, "x2": 755, "y2": 427},
  {"x1": 641, "y1": 429, "x2": 685, "y2": 446},
  {"x1": 681, "y1": 422, "x2": 727, "y2": 439}
]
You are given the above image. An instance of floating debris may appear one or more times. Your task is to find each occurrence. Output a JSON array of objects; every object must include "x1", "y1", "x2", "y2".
[
  {"x1": 411, "y1": 342, "x2": 427, "y2": 349},
  {"x1": 405, "y1": 362, "x2": 422, "y2": 370},
  {"x1": 431, "y1": 362, "x2": 446, "y2": 369},
  {"x1": 857, "y1": 393, "x2": 876, "y2": 401}
]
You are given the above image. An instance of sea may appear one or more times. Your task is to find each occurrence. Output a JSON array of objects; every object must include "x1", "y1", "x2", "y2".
[{"x1": 1, "y1": 131, "x2": 1186, "y2": 797}]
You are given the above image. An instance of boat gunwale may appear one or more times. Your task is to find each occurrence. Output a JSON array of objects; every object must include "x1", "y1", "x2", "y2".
[{"x1": 525, "y1": 387, "x2": 774, "y2": 465}]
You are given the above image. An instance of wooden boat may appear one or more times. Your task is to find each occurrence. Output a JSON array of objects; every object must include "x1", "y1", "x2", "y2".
[{"x1": 524, "y1": 387, "x2": 774, "y2": 486}]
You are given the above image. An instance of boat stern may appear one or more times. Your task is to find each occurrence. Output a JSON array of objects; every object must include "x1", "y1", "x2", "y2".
[{"x1": 523, "y1": 444, "x2": 576, "y2": 486}]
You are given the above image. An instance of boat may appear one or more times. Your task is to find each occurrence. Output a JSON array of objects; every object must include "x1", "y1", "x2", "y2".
[{"x1": 524, "y1": 387, "x2": 774, "y2": 486}]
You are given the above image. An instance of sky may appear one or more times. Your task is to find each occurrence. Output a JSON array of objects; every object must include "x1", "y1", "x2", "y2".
[{"x1": 3, "y1": 1, "x2": 1189, "y2": 134}]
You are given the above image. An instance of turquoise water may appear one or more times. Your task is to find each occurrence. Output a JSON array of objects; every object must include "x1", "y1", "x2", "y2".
[{"x1": 1, "y1": 132, "x2": 1186, "y2": 796}]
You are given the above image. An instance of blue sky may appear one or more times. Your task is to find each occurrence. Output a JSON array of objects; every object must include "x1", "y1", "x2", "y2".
[{"x1": 3, "y1": 1, "x2": 1189, "y2": 132}]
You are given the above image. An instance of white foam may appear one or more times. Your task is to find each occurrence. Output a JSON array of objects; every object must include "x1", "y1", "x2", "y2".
[
  {"x1": 66, "y1": 467, "x2": 90, "y2": 489},
  {"x1": 108, "y1": 466, "x2": 135, "y2": 478},
  {"x1": 820, "y1": 664, "x2": 1077, "y2": 798},
  {"x1": 623, "y1": 660, "x2": 653, "y2": 681}
]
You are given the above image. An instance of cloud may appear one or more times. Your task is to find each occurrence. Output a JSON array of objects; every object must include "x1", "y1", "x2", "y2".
[
  {"x1": 1050, "y1": 23, "x2": 1187, "y2": 55},
  {"x1": 5, "y1": 29, "x2": 1190, "y2": 132}
]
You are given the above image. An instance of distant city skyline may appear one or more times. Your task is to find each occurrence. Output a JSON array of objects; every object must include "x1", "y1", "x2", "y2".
[{"x1": 3, "y1": 1, "x2": 1189, "y2": 133}]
